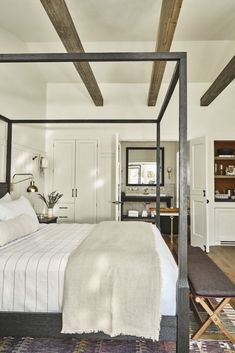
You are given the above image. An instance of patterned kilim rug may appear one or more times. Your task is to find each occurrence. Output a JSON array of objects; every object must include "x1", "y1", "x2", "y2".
[
  {"x1": 0, "y1": 300, "x2": 234, "y2": 353},
  {"x1": 0, "y1": 337, "x2": 235, "y2": 353},
  {"x1": 0, "y1": 338, "x2": 175, "y2": 353}
]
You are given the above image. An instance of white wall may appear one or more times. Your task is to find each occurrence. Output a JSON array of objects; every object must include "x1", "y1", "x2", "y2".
[
  {"x1": 0, "y1": 27, "x2": 46, "y2": 118},
  {"x1": 46, "y1": 81, "x2": 235, "y2": 141},
  {"x1": 11, "y1": 125, "x2": 46, "y2": 213}
]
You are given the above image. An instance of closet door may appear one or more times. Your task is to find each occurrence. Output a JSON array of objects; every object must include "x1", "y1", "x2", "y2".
[
  {"x1": 75, "y1": 140, "x2": 97, "y2": 223},
  {"x1": 53, "y1": 140, "x2": 75, "y2": 222}
]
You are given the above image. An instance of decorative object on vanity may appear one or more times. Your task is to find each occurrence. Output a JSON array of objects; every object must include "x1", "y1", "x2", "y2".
[
  {"x1": 38, "y1": 191, "x2": 63, "y2": 217},
  {"x1": 11, "y1": 173, "x2": 38, "y2": 193},
  {"x1": 142, "y1": 203, "x2": 148, "y2": 218},
  {"x1": 128, "y1": 210, "x2": 139, "y2": 217},
  {"x1": 149, "y1": 207, "x2": 156, "y2": 218}
]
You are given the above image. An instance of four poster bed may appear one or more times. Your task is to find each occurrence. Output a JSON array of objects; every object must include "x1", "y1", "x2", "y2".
[{"x1": 0, "y1": 51, "x2": 188, "y2": 353}]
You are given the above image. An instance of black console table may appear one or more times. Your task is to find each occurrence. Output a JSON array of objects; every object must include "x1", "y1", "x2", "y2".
[
  {"x1": 121, "y1": 192, "x2": 173, "y2": 221},
  {"x1": 121, "y1": 192, "x2": 172, "y2": 207},
  {"x1": 121, "y1": 192, "x2": 176, "y2": 233}
]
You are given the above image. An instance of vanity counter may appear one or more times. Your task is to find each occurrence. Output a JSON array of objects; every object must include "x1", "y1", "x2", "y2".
[{"x1": 121, "y1": 192, "x2": 172, "y2": 208}]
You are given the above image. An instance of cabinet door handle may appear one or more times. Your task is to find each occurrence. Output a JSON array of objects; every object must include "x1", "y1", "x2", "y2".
[
  {"x1": 59, "y1": 216, "x2": 68, "y2": 219},
  {"x1": 72, "y1": 189, "x2": 74, "y2": 198},
  {"x1": 75, "y1": 189, "x2": 78, "y2": 197},
  {"x1": 59, "y1": 206, "x2": 68, "y2": 209},
  {"x1": 203, "y1": 190, "x2": 206, "y2": 197}
]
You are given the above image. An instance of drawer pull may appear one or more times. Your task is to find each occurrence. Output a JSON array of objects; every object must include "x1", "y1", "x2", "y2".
[
  {"x1": 59, "y1": 207, "x2": 68, "y2": 209},
  {"x1": 59, "y1": 216, "x2": 68, "y2": 219}
]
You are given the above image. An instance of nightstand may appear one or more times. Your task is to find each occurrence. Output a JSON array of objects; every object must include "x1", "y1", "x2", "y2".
[{"x1": 37, "y1": 216, "x2": 58, "y2": 224}]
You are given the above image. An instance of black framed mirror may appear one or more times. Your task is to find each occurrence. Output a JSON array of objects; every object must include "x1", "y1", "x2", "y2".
[{"x1": 126, "y1": 147, "x2": 164, "y2": 186}]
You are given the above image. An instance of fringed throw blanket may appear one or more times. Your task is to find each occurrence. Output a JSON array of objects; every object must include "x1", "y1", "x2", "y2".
[{"x1": 62, "y1": 221, "x2": 162, "y2": 340}]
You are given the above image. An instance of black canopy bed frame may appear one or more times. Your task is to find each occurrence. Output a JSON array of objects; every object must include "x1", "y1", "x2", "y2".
[{"x1": 0, "y1": 51, "x2": 188, "y2": 353}]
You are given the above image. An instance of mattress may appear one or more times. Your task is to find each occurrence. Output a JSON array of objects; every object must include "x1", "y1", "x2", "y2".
[{"x1": 0, "y1": 223, "x2": 178, "y2": 316}]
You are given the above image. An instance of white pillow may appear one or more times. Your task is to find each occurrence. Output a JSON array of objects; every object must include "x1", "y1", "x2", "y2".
[
  {"x1": 0, "y1": 196, "x2": 39, "y2": 225},
  {"x1": 0, "y1": 193, "x2": 12, "y2": 202},
  {"x1": 0, "y1": 214, "x2": 39, "y2": 247}
]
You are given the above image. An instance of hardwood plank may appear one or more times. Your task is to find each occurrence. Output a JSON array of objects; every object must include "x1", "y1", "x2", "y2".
[
  {"x1": 40, "y1": 0, "x2": 103, "y2": 106},
  {"x1": 148, "y1": 0, "x2": 183, "y2": 106},
  {"x1": 200, "y1": 56, "x2": 235, "y2": 106}
]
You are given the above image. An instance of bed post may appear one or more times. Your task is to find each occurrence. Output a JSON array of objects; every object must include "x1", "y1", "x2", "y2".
[
  {"x1": 6, "y1": 121, "x2": 12, "y2": 191},
  {"x1": 0, "y1": 115, "x2": 11, "y2": 195},
  {"x1": 177, "y1": 53, "x2": 189, "y2": 353},
  {"x1": 156, "y1": 121, "x2": 161, "y2": 229}
]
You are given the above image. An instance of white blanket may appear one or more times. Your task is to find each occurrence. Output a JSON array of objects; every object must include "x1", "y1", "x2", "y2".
[{"x1": 62, "y1": 221, "x2": 162, "y2": 340}]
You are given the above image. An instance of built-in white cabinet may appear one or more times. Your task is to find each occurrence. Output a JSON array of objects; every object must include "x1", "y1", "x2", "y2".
[
  {"x1": 53, "y1": 139, "x2": 97, "y2": 223},
  {"x1": 214, "y1": 206, "x2": 235, "y2": 244},
  {"x1": 190, "y1": 136, "x2": 235, "y2": 249},
  {"x1": 53, "y1": 140, "x2": 76, "y2": 204}
]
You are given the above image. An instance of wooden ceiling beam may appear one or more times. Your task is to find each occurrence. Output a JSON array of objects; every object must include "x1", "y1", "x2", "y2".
[
  {"x1": 200, "y1": 56, "x2": 235, "y2": 106},
  {"x1": 148, "y1": 0, "x2": 183, "y2": 106},
  {"x1": 40, "y1": 0, "x2": 103, "y2": 106}
]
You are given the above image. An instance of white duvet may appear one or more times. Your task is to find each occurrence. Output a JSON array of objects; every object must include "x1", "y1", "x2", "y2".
[{"x1": 0, "y1": 223, "x2": 178, "y2": 315}]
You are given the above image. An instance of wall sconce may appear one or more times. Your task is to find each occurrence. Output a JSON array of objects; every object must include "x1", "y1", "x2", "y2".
[
  {"x1": 40, "y1": 156, "x2": 49, "y2": 170},
  {"x1": 167, "y1": 167, "x2": 172, "y2": 179},
  {"x1": 11, "y1": 173, "x2": 38, "y2": 193}
]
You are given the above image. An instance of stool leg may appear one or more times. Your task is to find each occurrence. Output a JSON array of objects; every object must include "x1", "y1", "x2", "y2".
[{"x1": 192, "y1": 297, "x2": 235, "y2": 343}]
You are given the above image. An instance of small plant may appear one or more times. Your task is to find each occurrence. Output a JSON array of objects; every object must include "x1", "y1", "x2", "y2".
[{"x1": 38, "y1": 191, "x2": 63, "y2": 209}]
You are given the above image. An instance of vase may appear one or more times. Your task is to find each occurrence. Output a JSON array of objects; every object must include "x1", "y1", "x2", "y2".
[{"x1": 47, "y1": 207, "x2": 54, "y2": 218}]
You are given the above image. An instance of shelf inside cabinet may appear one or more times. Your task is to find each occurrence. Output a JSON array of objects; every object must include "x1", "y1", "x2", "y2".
[
  {"x1": 214, "y1": 157, "x2": 235, "y2": 161},
  {"x1": 215, "y1": 175, "x2": 235, "y2": 179}
]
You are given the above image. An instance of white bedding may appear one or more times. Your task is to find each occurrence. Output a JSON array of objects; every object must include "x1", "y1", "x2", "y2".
[{"x1": 0, "y1": 223, "x2": 178, "y2": 315}]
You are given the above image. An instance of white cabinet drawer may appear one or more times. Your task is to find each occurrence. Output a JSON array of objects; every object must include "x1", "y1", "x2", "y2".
[{"x1": 54, "y1": 203, "x2": 74, "y2": 223}]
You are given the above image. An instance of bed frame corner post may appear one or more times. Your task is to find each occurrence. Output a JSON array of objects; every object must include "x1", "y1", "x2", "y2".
[
  {"x1": 177, "y1": 52, "x2": 189, "y2": 353},
  {"x1": 156, "y1": 120, "x2": 161, "y2": 229},
  {"x1": 6, "y1": 121, "x2": 12, "y2": 191}
]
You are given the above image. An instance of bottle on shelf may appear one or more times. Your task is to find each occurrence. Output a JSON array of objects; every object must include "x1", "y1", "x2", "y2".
[
  {"x1": 214, "y1": 163, "x2": 217, "y2": 175},
  {"x1": 219, "y1": 164, "x2": 224, "y2": 175}
]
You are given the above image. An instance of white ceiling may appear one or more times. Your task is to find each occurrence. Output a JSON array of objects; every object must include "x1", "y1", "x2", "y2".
[
  {"x1": 0, "y1": 0, "x2": 235, "y2": 84},
  {"x1": 1, "y1": 0, "x2": 235, "y2": 42}
]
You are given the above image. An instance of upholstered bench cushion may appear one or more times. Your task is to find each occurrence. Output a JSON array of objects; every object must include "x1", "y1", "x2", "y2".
[{"x1": 188, "y1": 246, "x2": 235, "y2": 298}]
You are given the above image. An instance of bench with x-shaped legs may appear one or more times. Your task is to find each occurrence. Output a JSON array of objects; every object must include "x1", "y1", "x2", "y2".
[{"x1": 188, "y1": 246, "x2": 235, "y2": 343}]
